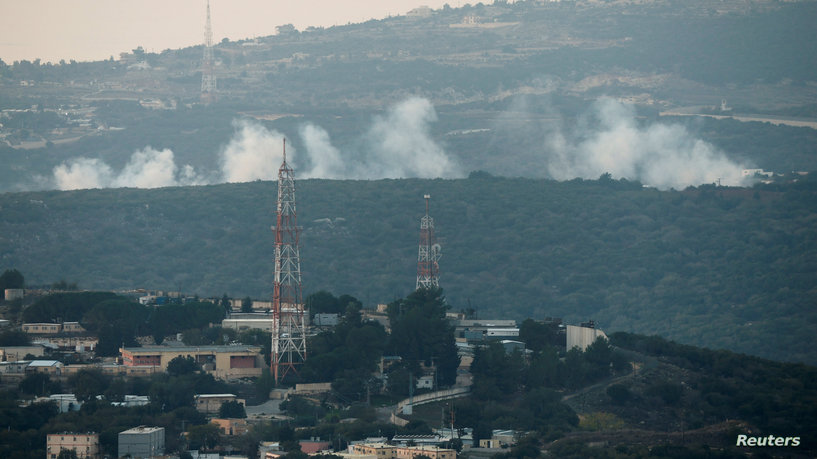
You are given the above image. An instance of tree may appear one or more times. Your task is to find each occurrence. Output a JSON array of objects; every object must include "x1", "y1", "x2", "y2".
[
  {"x1": 167, "y1": 356, "x2": 199, "y2": 376},
  {"x1": 241, "y1": 296, "x2": 253, "y2": 313},
  {"x1": 187, "y1": 423, "x2": 221, "y2": 450},
  {"x1": 387, "y1": 288, "x2": 460, "y2": 386},
  {"x1": 0, "y1": 268, "x2": 24, "y2": 290},
  {"x1": 19, "y1": 372, "x2": 61, "y2": 396},
  {"x1": 218, "y1": 400, "x2": 246, "y2": 418},
  {"x1": 56, "y1": 449, "x2": 79, "y2": 459}
]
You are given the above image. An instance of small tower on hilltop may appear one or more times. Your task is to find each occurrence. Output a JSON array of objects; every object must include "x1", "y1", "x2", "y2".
[
  {"x1": 271, "y1": 139, "x2": 306, "y2": 383},
  {"x1": 200, "y1": 0, "x2": 217, "y2": 104},
  {"x1": 416, "y1": 194, "x2": 442, "y2": 290}
]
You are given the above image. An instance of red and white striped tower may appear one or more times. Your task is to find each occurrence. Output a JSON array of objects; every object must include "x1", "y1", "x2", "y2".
[
  {"x1": 272, "y1": 139, "x2": 306, "y2": 383},
  {"x1": 416, "y1": 194, "x2": 442, "y2": 290}
]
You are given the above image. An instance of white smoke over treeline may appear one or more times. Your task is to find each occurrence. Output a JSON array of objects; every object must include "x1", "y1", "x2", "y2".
[
  {"x1": 52, "y1": 147, "x2": 204, "y2": 190},
  {"x1": 544, "y1": 98, "x2": 748, "y2": 190},
  {"x1": 49, "y1": 97, "x2": 461, "y2": 190}
]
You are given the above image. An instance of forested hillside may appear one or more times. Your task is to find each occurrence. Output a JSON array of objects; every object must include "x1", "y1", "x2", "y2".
[{"x1": 1, "y1": 175, "x2": 815, "y2": 364}]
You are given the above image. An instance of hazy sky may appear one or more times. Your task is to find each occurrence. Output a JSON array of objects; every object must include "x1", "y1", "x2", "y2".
[{"x1": 0, "y1": 0, "x2": 466, "y2": 64}]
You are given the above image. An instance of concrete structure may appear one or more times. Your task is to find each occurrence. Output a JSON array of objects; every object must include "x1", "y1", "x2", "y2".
[
  {"x1": 299, "y1": 439, "x2": 331, "y2": 454},
  {"x1": 349, "y1": 443, "x2": 455, "y2": 459},
  {"x1": 195, "y1": 393, "x2": 244, "y2": 414},
  {"x1": 566, "y1": 323, "x2": 608, "y2": 352},
  {"x1": 47, "y1": 432, "x2": 100, "y2": 459},
  {"x1": 222, "y1": 318, "x2": 274, "y2": 332},
  {"x1": 4, "y1": 288, "x2": 24, "y2": 301},
  {"x1": 118, "y1": 426, "x2": 165, "y2": 458},
  {"x1": 294, "y1": 382, "x2": 333, "y2": 394},
  {"x1": 26, "y1": 359, "x2": 63, "y2": 375},
  {"x1": 0, "y1": 360, "x2": 31, "y2": 374},
  {"x1": 112, "y1": 395, "x2": 150, "y2": 407},
  {"x1": 120, "y1": 345, "x2": 264, "y2": 380},
  {"x1": 313, "y1": 313, "x2": 340, "y2": 327},
  {"x1": 48, "y1": 393, "x2": 82, "y2": 412},
  {"x1": 0, "y1": 345, "x2": 45, "y2": 361},
  {"x1": 21, "y1": 322, "x2": 86, "y2": 334},
  {"x1": 211, "y1": 418, "x2": 250, "y2": 436},
  {"x1": 22, "y1": 323, "x2": 61, "y2": 334}
]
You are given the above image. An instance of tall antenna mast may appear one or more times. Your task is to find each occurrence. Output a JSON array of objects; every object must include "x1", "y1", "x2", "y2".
[
  {"x1": 200, "y1": 0, "x2": 217, "y2": 104},
  {"x1": 416, "y1": 194, "x2": 441, "y2": 290},
  {"x1": 271, "y1": 138, "x2": 306, "y2": 383}
]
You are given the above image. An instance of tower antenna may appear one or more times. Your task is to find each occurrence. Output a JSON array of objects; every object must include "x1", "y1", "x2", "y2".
[
  {"x1": 200, "y1": 0, "x2": 217, "y2": 104},
  {"x1": 416, "y1": 194, "x2": 441, "y2": 290},
  {"x1": 271, "y1": 138, "x2": 306, "y2": 383}
]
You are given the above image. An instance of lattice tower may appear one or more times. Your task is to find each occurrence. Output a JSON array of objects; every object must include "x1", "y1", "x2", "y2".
[
  {"x1": 200, "y1": 0, "x2": 217, "y2": 104},
  {"x1": 416, "y1": 194, "x2": 442, "y2": 290},
  {"x1": 271, "y1": 139, "x2": 306, "y2": 383}
]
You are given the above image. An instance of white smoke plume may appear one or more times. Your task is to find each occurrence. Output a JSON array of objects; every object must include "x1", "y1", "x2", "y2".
[
  {"x1": 44, "y1": 98, "x2": 461, "y2": 190},
  {"x1": 297, "y1": 123, "x2": 345, "y2": 179},
  {"x1": 361, "y1": 97, "x2": 461, "y2": 178},
  {"x1": 219, "y1": 119, "x2": 285, "y2": 183},
  {"x1": 52, "y1": 147, "x2": 203, "y2": 190},
  {"x1": 545, "y1": 99, "x2": 748, "y2": 189}
]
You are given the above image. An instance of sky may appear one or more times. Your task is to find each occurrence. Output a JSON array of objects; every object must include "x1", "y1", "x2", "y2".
[{"x1": 0, "y1": 0, "x2": 467, "y2": 64}]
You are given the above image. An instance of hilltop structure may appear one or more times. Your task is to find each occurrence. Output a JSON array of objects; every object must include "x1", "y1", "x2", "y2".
[
  {"x1": 416, "y1": 194, "x2": 442, "y2": 290},
  {"x1": 271, "y1": 140, "x2": 307, "y2": 382},
  {"x1": 200, "y1": 0, "x2": 217, "y2": 104}
]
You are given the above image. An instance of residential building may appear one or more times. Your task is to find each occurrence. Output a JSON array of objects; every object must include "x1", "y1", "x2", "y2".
[
  {"x1": 47, "y1": 432, "x2": 99, "y2": 459},
  {"x1": 22, "y1": 323, "x2": 61, "y2": 334},
  {"x1": 119, "y1": 345, "x2": 264, "y2": 380},
  {"x1": 118, "y1": 426, "x2": 165, "y2": 459}
]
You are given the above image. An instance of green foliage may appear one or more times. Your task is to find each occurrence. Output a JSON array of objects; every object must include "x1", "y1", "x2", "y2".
[
  {"x1": 218, "y1": 400, "x2": 246, "y2": 418},
  {"x1": 67, "y1": 369, "x2": 110, "y2": 402},
  {"x1": 387, "y1": 288, "x2": 460, "y2": 386},
  {"x1": 166, "y1": 356, "x2": 200, "y2": 377},
  {"x1": 0, "y1": 269, "x2": 24, "y2": 290},
  {"x1": 3, "y1": 177, "x2": 815, "y2": 365},
  {"x1": 18, "y1": 373, "x2": 62, "y2": 396},
  {"x1": 187, "y1": 423, "x2": 221, "y2": 450},
  {"x1": 300, "y1": 293, "x2": 386, "y2": 394},
  {"x1": 0, "y1": 329, "x2": 31, "y2": 346},
  {"x1": 22, "y1": 292, "x2": 119, "y2": 323}
]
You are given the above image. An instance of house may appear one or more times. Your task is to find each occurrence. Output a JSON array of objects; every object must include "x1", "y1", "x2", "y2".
[{"x1": 47, "y1": 432, "x2": 99, "y2": 459}]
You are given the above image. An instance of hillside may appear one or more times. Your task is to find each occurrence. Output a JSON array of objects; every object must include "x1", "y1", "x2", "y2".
[
  {"x1": 1, "y1": 176, "x2": 815, "y2": 365},
  {"x1": 2, "y1": 1, "x2": 817, "y2": 192}
]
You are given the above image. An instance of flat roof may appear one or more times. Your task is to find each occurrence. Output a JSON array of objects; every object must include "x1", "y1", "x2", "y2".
[
  {"x1": 120, "y1": 426, "x2": 164, "y2": 434},
  {"x1": 121, "y1": 345, "x2": 260, "y2": 353}
]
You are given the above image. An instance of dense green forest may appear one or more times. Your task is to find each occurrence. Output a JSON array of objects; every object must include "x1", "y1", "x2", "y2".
[{"x1": 1, "y1": 176, "x2": 816, "y2": 365}]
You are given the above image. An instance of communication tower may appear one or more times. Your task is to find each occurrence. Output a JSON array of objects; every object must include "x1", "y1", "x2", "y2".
[
  {"x1": 200, "y1": 0, "x2": 217, "y2": 104},
  {"x1": 271, "y1": 139, "x2": 306, "y2": 382},
  {"x1": 416, "y1": 194, "x2": 442, "y2": 290}
]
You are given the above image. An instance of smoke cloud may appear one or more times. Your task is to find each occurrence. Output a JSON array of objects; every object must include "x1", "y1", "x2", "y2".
[
  {"x1": 295, "y1": 97, "x2": 462, "y2": 179},
  {"x1": 219, "y1": 119, "x2": 285, "y2": 183},
  {"x1": 545, "y1": 99, "x2": 748, "y2": 189},
  {"x1": 52, "y1": 147, "x2": 203, "y2": 190}
]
